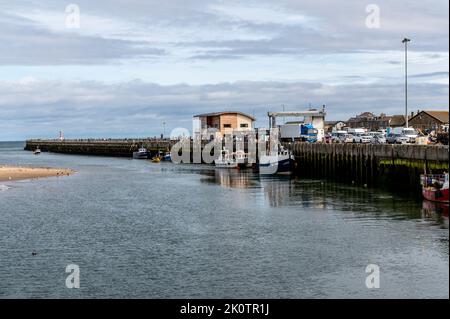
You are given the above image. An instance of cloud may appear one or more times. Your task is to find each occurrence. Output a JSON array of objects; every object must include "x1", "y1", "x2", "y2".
[
  {"x1": 0, "y1": 79, "x2": 447, "y2": 140},
  {"x1": 0, "y1": 0, "x2": 447, "y2": 141},
  {"x1": 0, "y1": 12, "x2": 165, "y2": 65},
  {"x1": 411, "y1": 71, "x2": 449, "y2": 78},
  {"x1": 1, "y1": 0, "x2": 448, "y2": 64}
]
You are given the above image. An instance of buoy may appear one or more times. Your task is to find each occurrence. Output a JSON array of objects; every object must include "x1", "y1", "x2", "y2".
[{"x1": 32, "y1": 251, "x2": 38, "y2": 256}]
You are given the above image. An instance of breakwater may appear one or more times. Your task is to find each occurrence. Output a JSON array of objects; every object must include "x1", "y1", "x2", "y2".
[
  {"x1": 289, "y1": 143, "x2": 449, "y2": 190},
  {"x1": 25, "y1": 139, "x2": 176, "y2": 157},
  {"x1": 25, "y1": 139, "x2": 449, "y2": 190}
]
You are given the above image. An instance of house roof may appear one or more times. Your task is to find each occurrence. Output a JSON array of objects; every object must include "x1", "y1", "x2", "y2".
[
  {"x1": 413, "y1": 110, "x2": 449, "y2": 124},
  {"x1": 389, "y1": 115, "x2": 406, "y2": 126},
  {"x1": 325, "y1": 120, "x2": 345, "y2": 125},
  {"x1": 358, "y1": 112, "x2": 375, "y2": 118},
  {"x1": 194, "y1": 111, "x2": 256, "y2": 121}
]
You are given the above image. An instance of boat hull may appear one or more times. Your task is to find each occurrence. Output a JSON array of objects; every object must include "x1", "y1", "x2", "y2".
[
  {"x1": 259, "y1": 156, "x2": 295, "y2": 175},
  {"x1": 133, "y1": 152, "x2": 149, "y2": 159},
  {"x1": 422, "y1": 188, "x2": 449, "y2": 203},
  {"x1": 215, "y1": 161, "x2": 239, "y2": 169}
]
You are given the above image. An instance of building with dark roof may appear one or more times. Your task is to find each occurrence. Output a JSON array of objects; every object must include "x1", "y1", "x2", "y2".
[
  {"x1": 346, "y1": 112, "x2": 392, "y2": 130},
  {"x1": 408, "y1": 110, "x2": 449, "y2": 132}
]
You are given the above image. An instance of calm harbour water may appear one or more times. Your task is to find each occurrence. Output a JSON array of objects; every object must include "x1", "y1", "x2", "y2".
[{"x1": 0, "y1": 141, "x2": 448, "y2": 299}]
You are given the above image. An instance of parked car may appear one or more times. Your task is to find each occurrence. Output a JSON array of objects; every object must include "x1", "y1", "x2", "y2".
[
  {"x1": 331, "y1": 131, "x2": 347, "y2": 143},
  {"x1": 342, "y1": 134, "x2": 354, "y2": 143},
  {"x1": 372, "y1": 134, "x2": 386, "y2": 144},
  {"x1": 324, "y1": 134, "x2": 333, "y2": 143},
  {"x1": 386, "y1": 133, "x2": 401, "y2": 144},
  {"x1": 396, "y1": 134, "x2": 412, "y2": 144},
  {"x1": 353, "y1": 133, "x2": 372, "y2": 143}
]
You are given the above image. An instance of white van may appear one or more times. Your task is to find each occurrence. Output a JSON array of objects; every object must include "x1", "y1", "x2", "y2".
[{"x1": 391, "y1": 127, "x2": 418, "y2": 143}]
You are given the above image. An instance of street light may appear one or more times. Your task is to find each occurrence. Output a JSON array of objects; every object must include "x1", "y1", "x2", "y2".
[
  {"x1": 402, "y1": 38, "x2": 411, "y2": 128},
  {"x1": 162, "y1": 121, "x2": 166, "y2": 139}
]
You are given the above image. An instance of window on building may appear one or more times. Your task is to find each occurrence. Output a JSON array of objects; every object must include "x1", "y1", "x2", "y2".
[
  {"x1": 240, "y1": 123, "x2": 249, "y2": 128},
  {"x1": 223, "y1": 124, "x2": 232, "y2": 128}
]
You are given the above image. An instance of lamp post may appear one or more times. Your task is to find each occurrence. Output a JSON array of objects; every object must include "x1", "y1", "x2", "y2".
[
  {"x1": 162, "y1": 121, "x2": 166, "y2": 139},
  {"x1": 402, "y1": 38, "x2": 411, "y2": 128}
]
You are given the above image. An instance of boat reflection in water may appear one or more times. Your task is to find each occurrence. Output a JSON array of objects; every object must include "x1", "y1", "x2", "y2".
[
  {"x1": 422, "y1": 200, "x2": 449, "y2": 228},
  {"x1": 211, "y1": 168, "x2": 258, "y2": 189},
  {"x1": 201, "y1": 168, "x2": 448, "y2": 228}
]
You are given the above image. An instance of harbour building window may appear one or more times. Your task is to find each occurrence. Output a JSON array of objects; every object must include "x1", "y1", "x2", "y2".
[
  {"x1": 240, "y1": 123, "x2": 249, "y2": 128},
  {"x1": 223, "y1": 124, "x2": 232, "y2": 128}
]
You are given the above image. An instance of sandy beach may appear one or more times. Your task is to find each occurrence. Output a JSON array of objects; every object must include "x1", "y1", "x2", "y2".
[{"x1": 0, "y1": 165, "x2": 75, "y2": 181}]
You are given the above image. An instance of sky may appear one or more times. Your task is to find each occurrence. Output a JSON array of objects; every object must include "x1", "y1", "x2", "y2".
[{"x1": 0, "y1": 0, "x2": 448, "y2": 140}]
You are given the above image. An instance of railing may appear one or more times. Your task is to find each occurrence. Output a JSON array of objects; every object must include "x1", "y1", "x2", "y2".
[{"x1": 420, "y1": 174, "x2": 449, "y2": 188}]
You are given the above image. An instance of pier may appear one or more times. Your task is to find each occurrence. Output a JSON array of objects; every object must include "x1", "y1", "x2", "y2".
[
  {"x1": 289, "y1": 143, "x2": 449, "y2": 190},
  {"x1": 25, "y1": 139, "x2": 176, "y2": 157},
  {"x1": 25, "y1": 139, "x2": 448, "y2": 191}
]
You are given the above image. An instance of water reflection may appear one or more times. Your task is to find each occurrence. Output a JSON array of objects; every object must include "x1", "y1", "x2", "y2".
[
  {"x1": 201, "y1": 168, "x2": 448, "y2": 228},
  {"x1": 422, "y1": 200, "x2": 449, "y2": 228},
  {"x1": 211, "y1": 169, "x2": 259, "y2": 189}
]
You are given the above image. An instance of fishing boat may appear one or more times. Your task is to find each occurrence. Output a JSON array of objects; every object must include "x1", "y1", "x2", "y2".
[
  {"x1": 215, "y1": 149, "x2": 238, "y2": 169},
  {"x1": 235, "y1": 150, "x2": 252, "y2": 169},
  {"x1": 259, "y1": 145, "x2": 295, "y2": 175},
  {"x1": 33, "y1": 147, "x2": 41, "y2": 155},
  {"x1": 162, "y1": 152, "x2": 171, "y2": 162},
  {"x1": 420, "y1": 173, "x2": 449, "y2": 203},
  {"x1": 133, "y1": 147, "x2": 149, "y2": 159}
]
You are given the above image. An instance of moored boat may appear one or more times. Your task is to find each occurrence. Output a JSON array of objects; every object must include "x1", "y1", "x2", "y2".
[
  {"x1": 33, "y1": 147, "x2": 41, "y2": 155},
  {"x1": 420, "y1": 173, "x2": 449, "y2": 203},
  {"x1": 162, "y1": 152, "x2": 171, "y2": 162},
  {"x1": 151, "y1": 156, "x2": 161, "y2": 163},
  {"x1": 259, "y1": 145, "x2": 295, "y2": 175},
  {"x1": 133, "y1": 147, "x2": 149, "y2": 159},
  {"x1": 235, "y1": 150, "x2": 252, "y2": 169},
  {"x1": 215, "y1": 149, "x2": 238, "y2": 169}
]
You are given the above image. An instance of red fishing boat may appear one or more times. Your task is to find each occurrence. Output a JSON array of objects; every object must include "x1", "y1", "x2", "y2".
[{"x1": 420, "y1": 173, "x2": 449, "y2": 203}]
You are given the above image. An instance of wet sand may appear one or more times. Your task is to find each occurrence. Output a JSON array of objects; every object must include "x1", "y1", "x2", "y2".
[{"x1": 0, "y1": 166, "x2": 75, "y2": 181}]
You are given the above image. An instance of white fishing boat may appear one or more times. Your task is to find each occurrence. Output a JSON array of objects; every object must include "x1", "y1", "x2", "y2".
[
  {"x1": 259, "y1": 145, "x2": 295, "y2": 175},
  {"x1": 235, "y1": 150, "x2": 252, "y2": 169},
  {"x1": 133, "y1": 147, "x2": 149, "y2": 159},
  {"x1": 33, "y1": 147, "x2": 41, "y2": 155},
  {"x1": 214, "y1": 149, "x2": 238, "y2": 169}
]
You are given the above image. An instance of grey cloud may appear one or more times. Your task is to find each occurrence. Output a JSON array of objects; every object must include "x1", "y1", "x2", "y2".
[
  {"x1": 411, "y1": 71, "x2": 449, "y2": 78},
  {"x1": 0, "y1": 12, "x2": 165, "y2": 65},
  {"x1": 1, "y1": 0, "x2": 448, "y2": 64},
  {"x1": 0, "y1": 79, "x2": 447, "y2": 140}
]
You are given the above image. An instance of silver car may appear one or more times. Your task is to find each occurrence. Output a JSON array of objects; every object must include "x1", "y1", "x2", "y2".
[
  {"x1": 372, "y1": 134, "x2": 386, "y2": 144},
  {"x1": 386, "y1": 133, "x2": 400, "y2": 144},
  {"x1": 353, "y1": 133, "x2": 371, "y2": 143}
]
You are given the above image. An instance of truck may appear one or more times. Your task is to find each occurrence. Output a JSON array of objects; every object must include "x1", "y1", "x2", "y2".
[
  {"x1": 280, "y1": 124, "x2": 318, "y2": 143},
  {"x1": 280, "y1": 124, "x2": 301, "y2": 141},
  {"x1": 300, "y1": 124, "x2": 318, "y2": 143}
]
